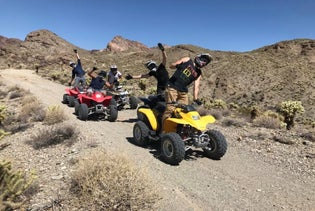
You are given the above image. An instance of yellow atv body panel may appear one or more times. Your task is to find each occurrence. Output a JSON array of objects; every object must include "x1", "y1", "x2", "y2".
[
  {"x1": 138, "y1": 107, "x2": 158, "y2": 130},
  {"x1": 164, "y1": 109, "x2": 215, "y2": 133}
]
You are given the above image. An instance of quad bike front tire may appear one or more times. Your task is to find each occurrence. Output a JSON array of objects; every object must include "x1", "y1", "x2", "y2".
[
  {"x1": 68, "y1": 96, "x2": 76, "y2": 107},
  {"x1": 133, "y1": 121, "x2": 149, "y2": 146},
  {"x1": 62, "y1": 94, "x2": 69, "y2": 104},
  {"x1": 203, "y1": 130, "x2": 228, "y2": 160},
  {"x1": 78, "y1": 103, "x2": 89, "y2": 121},
  {"x1": 129, "y1": 95, "x2": 138, "y2": 109},
  {"x1": 107, "y1": 105, "x2": 118, "y2": 122},
  {"x1": 161, "y1": 132, "x2": 185, "y2": 165},
  {"x1": 74, "y1": 99, "x2": 80, "y2": 115},
  {"x1": 110, "y1": 98, "x2": 117, "y2": 106}
]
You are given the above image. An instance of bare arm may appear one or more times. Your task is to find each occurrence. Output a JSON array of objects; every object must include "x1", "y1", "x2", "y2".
[
  {"x1": 161, "y1": 50, "x2": 167, "y2": 66},
  {"x1": 87, "y1": 67, "x2": 97, "y2": 79},
  {"x1": 76, "y1": 52, "x2": 80, "y2": 60},
  {"x1": 131, "y1": 73, "x2": 150, "y2": 79},
  {"x1": 193, "y1": 75, "x2": 201, "y2": 100},
  {"x1": 169, "y1": 57, "x2": 190, "y2": 69}
]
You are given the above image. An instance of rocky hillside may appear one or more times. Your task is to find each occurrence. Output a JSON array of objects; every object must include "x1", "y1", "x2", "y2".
[{"x1": 0, "y1": 29, "x2": 314, "y2": 120}]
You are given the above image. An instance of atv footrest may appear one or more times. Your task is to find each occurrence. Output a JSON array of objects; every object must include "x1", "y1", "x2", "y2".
[{"x1": 149, "y1": 131, "x2": 160, "y2": 141}]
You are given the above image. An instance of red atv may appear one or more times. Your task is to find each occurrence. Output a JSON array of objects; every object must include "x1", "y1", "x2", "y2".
[
  {"x1": 62, "y1": 86, "x2": 85, "y2": 107},
  {"x1": 74, "y1": 90, "x2": 118, "y2": 122}
]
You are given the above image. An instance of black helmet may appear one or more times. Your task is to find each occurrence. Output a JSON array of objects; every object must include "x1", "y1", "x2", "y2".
[
  {"x1": 145, "y1": 60, "x2": 157, "y2": 71},
  {"x1": 98, "y1": 70, "x2": 107, "y2": 78},
  {"x1": 194, "y1": 53, "x2": 213, "y2": 68}
]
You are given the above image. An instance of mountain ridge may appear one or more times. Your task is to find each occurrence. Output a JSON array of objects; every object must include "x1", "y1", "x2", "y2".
[{"x1": 0, "y1": 29, "x2": 314, "y2": 120}]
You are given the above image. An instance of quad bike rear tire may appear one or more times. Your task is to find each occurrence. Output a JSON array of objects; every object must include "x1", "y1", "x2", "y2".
[
  {"x1": 161, "y1": 132, "x2": 185, "y2": 165},
  {"x1": 133, "y1": 121, "x2": 149, "y2": 146},
  {"x1": 203, "y1": 130, "x2": 227, "y2": 160},
  {"x1": 68, "y1": 96, "x2": 75, "y2": 107},
  {"x1": 62, "y1": 94, "x2": 69, "y2": 104},
  {"x1": 129, "y1": 95, "x2": 138, "y2": 109},
  {"x1": 107, "y1": 105, "x2": 118, "y2": 122},
  {"x1": 78, "y1": 103, "x2": 89, "y2": 121}
]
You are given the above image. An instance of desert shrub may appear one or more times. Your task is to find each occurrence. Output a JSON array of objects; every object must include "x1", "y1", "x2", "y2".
[
  {"x1": 205, "y1": 99, "x2": 227, "y2": 110},
  {"x1": 0, "y1": 160, "x2": 36, "y2": 210},
  {"x1": 18, "y1": 99, "x2": 46, "y2": 122},
  {"x1": 208, "y1": 109, "x2": 223, "y2": 120},
  {"x1": 222, "y1": 117, "x2": 245, "y2": 127},
  {"x1": 27, "y1": 124, "x2": 78, "y2": 149},
  {"x1": 197, "y1": 107, "x2": 210, "y2": 116},
  {"x1": 228, "y1": 102, "x2": 240, "y2": 110},
  {"x1": 277, "y1": 101, "x2": 305, "y2": 130},
  {"x1": 44, "y1": 105, "x2": 67, "y2": 125},
  {"x1": 7, "y1": 85, "x2": 28, "y2": 99},
  {"x1": 253, "y1": 115, "x2": 282, "y2": 129},
  {"x1": 70, "y1": 150, "x2": 160, "y2": 210},
  {"x1": 50, "y1": 71, "x2": 62, "y2": 81},
  {"x1": 21, "y1": 95, "x2": 38, "y2": 106},
  {"x1": 138, "y1": 79, "x2": 147, "y2": 91}
]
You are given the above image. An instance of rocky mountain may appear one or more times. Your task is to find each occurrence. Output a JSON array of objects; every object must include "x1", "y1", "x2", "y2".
[{"x1": 0, "y1": 29, "x2": 314, "y2": 121}]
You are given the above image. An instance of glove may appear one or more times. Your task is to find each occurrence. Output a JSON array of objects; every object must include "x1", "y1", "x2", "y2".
[
  {"x1": 158, "y1": 43, "x2": 164, "y2": 51},
  {"x1": 92, "y1": 66, "x2": 98, "y2": 71},
  {"x1": 126, "y1": 74, "x2": 133, "y2": 80},
  {"x1": 193, "y1": 99, "x2": 202, "y2": 106},
  {"x1": 73, "y1": 49, "x2": 77, "y2": 53},
  {"x1": 68, "y1": 82, "x2": 72, "y2": 86}
]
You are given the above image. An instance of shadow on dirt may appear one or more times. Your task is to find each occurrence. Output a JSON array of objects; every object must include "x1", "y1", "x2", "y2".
[{"x1": 126, "y1": 137, "x2": 206, "y2": 165}]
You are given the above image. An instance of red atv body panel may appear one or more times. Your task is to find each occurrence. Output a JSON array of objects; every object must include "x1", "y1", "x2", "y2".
[{"x1": 77, "y1": 91, "x2": 112, "y2": 107}]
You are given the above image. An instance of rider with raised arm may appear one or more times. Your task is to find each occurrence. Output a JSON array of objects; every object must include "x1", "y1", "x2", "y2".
[
  {"x1": 126, "y1": 43, "x2": 169, "y2": 100},
  {"x1": 161, "y1": 53, "x2": 213, "y2": 131},
  {"x1": 69, "y1": 49, "x2": 86, "y2": 89}
]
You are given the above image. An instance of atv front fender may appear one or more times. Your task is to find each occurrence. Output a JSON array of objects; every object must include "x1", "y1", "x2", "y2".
[
  {"x1": 138, "y1": 107, "x2": 158, "y2": 130},
  {"x1": 164, "y1": 115, "x2": 216, "y2": 133}
]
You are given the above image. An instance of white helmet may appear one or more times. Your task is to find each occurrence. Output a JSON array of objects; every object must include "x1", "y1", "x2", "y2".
[
  {"x1": 69, "y1": 61, "x2": 75, "y2": 67},
  {"x1": 145, "y1": 60, "x2": 157, "y2": 71},
  {"x1": 110, "y1": 64, "x2": 117, "y2": 71}
]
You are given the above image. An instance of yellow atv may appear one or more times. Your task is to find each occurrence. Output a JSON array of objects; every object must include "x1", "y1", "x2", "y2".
[{"x1": 133, "y1": 98, "x2": 228, "y2": 165}]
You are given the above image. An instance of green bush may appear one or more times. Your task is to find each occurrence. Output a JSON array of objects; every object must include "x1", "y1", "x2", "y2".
[
  {"x1": 278, "y1": 101, "x2": 305, "y2": 130},
  {"x1": 0, "y1": 160, "x2": 36, "y2": 210}
]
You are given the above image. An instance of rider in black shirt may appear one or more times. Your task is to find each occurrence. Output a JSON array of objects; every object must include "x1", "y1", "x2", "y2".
[{"x1": 126, "y1": 43, "x2": 169, "y2": 98}]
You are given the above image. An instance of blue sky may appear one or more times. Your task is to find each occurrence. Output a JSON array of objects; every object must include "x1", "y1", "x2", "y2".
[{"x1": 1, "y1": 0, "x2": 314, "y2": 52}]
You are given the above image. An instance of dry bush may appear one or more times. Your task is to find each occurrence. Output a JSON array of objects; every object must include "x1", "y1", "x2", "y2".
[
  {"x1": 253, "y1": 115, "x2": 282, "y2": 129},
  {"x1": 208, "y1": 109, "x2": 223, "y2": 120},
  {"x1": 197, "y1": 107, "x2": 210, "y2": 116},
  {"x1": 21, "y1": 95, "x2": 38, "y2": 106},
  {"x1": 44, "y1": 105, "x2": 67, "y2": 125},
  {"x1": 70, "y1": 150, "x2": 160, "y2": 210},
  {"x1": 27, "y1": 124, "x2": 78, "y2": 149},
  {"x1": 222, "y1": 117, "x2": 246, "y2": 127},
  {"x1": 18, "y1": 99, "x2": 46, "y2": 122},
  {"x1": 8, "y1": 85, "x2": 29, "y2": 99}
]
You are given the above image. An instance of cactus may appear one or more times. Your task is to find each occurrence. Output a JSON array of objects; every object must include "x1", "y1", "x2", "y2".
[
  {"x1": 278, "y1": 101, "x2": 305, "y2": 130},
  {"x1": 0, "y1": 160, "x2": 36, "y2": 210},
  {"x1": 0, "y1": 104, "x2": 6, "y2": 124}
]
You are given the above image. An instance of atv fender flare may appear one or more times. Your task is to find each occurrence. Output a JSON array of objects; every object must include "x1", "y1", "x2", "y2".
[
  {"x1": 138, "y1": 107, "x2": 158, "y2": 130},
  {"x1": 164, "y1": 115, "x2": 216, "y2": 132}
]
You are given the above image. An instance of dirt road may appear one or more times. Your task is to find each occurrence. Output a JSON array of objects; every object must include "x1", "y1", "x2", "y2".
[{"x1": 1, "y1": 69, "x2": 314, "y2": 211}]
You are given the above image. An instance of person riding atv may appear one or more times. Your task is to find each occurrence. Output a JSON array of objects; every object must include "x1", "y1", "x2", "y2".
[
  {"x1": 126, "y1": 43, "x2": 169, "y2": 100},
  {"x1": 134, "y1": 97, "x2": 228, "y2": 165}
]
